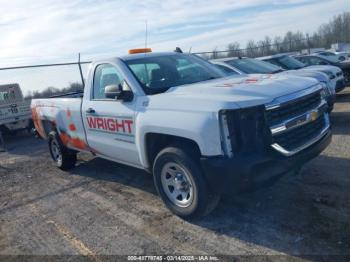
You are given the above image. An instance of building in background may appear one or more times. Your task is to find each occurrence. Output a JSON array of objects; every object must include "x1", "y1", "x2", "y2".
[
  {"x1": 301, "y1": 48, "x2": 325, "y2": 55},
  {"x1": 331, "y1": 43, "x2": 350, "y2": 52}
]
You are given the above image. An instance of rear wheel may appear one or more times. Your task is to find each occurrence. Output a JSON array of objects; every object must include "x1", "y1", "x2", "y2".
[
  {"x1": 153, "y1": 146, "x2": 220, "y2": 219},
  {"x1": 48, "y1": 131, "x2": 77, "y2": 170}
]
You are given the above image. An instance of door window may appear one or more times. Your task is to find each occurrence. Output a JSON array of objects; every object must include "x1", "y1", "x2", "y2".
[{"x1": 93, "y1": 64, "x2": 124, "y2": 99}]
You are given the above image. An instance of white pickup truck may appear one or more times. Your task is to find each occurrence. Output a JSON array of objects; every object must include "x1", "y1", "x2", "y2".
[
  {"x1": 0, "y1": 84, "x2": 32, "y2": 134},
  {"x1": 31, "y1": 50, "x2": 332, "y2": 218}
]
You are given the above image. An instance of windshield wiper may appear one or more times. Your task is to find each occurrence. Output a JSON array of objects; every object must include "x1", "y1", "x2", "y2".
[
  {"x1": 206, "y1": 76, "x2": 218, "y2": 81},
  {"x1": 272, "y1": 69, "x2": 284, "y2": 73}
]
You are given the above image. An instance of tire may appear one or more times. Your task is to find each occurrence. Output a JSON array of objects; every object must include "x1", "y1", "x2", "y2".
[
  {"x1": 153, "y1": 146, "x2": 220, "y2": 219},
  {"x1": 48, "y1": 131, "x2": 77, "y2": 170}
]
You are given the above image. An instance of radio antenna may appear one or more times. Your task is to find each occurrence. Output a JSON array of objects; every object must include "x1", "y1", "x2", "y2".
[{"x1": 145, "y1": 20, "x2": 148, "y2": 50}]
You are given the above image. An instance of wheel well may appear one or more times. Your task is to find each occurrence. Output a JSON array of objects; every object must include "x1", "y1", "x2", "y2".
[
  {"x1": 0, "y1": 125, "x2": 10, "y2": 134},
  {"x1": 145, "y1": 133, "x2": 201, "y2": 168},
  {"x1": 42, "y1": 120, "x2": 57, "y2": 137}
]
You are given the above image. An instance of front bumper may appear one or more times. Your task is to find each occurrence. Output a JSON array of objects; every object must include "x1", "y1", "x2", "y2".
[
  {"x1": 326, "y1": 94, "x2": 335, "y2": 112},
  {"x1": 335, "y1": 79, "x2": 346, "y2": 93},
  {"x1": 200, "y1": 130, "x2": 331, "y2": 194}
]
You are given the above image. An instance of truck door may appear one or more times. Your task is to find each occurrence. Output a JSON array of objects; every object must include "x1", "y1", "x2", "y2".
[{"x1": 82, "y1": 63, "x2": 141, "y2": 167}]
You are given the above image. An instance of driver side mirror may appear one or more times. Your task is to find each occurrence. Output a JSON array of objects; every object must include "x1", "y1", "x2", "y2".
[
  {"x1": 104, "y1": 84, "x2": 122, "y2": 99},
  {"x1": 104, "y1": 81, "x2": 134, "y2": 102}
]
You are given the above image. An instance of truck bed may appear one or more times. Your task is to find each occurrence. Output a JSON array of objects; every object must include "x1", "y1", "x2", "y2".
[{"x1": 31, "y1": 97, "x2": 90, "y2": 152}]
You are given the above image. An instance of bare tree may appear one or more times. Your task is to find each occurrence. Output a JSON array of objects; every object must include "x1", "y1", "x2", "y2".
[
  {"x1": 312, "y1": 12, "x2": 350, "y2": 49},
  {"x1": 258, "y1": 36, "x2": 272, "y2": 56},
  {"x1": 273, "y1": 36, "x2": 283, "y2": 54},
  {"x1": 25, "y1": 82, "x2": 83, "y2": 100},
  {"x1": 200, "y1": 12, "x2": 350, "y2": 59},
  {"x1": 226, "y1": 42, "x2": 241, "y2": 57},
  {"x1": 246, "y1": 40, "x2": 258, "y2": 57}
]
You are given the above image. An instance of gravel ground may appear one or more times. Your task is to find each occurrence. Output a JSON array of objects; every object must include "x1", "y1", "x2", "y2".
[{"x1": 0, "y1": 88, "x2": 350, "y2": 261}]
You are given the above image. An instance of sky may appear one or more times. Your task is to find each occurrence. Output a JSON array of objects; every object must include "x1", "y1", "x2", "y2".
[{"x1": 0, "y1": 0, "x2": 349, "y2": 95}]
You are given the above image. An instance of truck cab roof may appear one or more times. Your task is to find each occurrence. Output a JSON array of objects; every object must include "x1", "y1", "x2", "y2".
[
  {"x1": 0, "y1": 84, "x2": 24, "y2": 105},
  {"x1": 210, "y1": 57, "x2": 241, "y2": 62},
  {"x1": 89, "y1": 52, "x2": 181, "y2": 67},
  {"x1": 119, "y1": 52, "x2": 178, "y2": 62},
  {"x1": 257, "y1": 53, "x2": 291, "y2": 60}
]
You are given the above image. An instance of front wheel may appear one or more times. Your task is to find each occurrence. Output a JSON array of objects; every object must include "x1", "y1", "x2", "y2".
[
  {"x1": 48, "y1": 131, "x2": 77, "y2": 170},
  {"x1": 153, "y1": 146, "x2": 220, "y2": 219}
]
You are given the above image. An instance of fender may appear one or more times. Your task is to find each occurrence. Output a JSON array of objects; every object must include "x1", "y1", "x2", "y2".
[{"x1": 136, "y1": 109, "x2": 222, "y2": 168}]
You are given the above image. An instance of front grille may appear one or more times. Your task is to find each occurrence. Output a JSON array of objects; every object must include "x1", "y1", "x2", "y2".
[
  {"x1": 265, "y1": 91, "x2": 321, "y2": 126},
  {"x1": 273, "y1": 116, "x2": 325, "y2": 151}
]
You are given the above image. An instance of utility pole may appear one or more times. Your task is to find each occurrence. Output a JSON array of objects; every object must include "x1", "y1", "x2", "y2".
[
  {"x1": 306, "y1": 34, "x2": 311, "y2": 54},
  {"x1": 145, "y1": 20, "x2": 148, "y2": 49}
]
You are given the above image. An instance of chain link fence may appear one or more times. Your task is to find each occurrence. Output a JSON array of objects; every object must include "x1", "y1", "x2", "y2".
[{"x1": 193, "y1": 36, "x2": 318, "y2": 60}]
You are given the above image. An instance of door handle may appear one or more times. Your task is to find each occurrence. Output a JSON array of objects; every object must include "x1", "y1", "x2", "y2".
[{"x1": 86, "y1": 108, "x2": 95, "y2": 114}]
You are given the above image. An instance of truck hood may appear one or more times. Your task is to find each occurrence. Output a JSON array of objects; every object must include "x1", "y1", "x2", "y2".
[
  {"x1": 156, "y1": 74, "x2": 319, "y2": 109},
  {"x1": 338, "y1": 61, "x2": 350, "y2": 69},
  {"x1": 302, "y1": 65, "x2": 341, "y2": 74},
  {"x1": 279, "y1": 70, "x2": 329, "y2": 83}
]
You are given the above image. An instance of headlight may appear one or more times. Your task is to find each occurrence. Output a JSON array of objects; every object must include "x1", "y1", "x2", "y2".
[
  {"x1": 319, "y1": 82, "x2": 330, "y2": 98},
  {"x1": 324, "y1": 71, "x2": 335, "y2": 80},
  {"x1": 219, "y1": 111, "x2": 233, "y2": 157},
  {"x1": 220, "y1": 106, "x2": 270, "y2": 157}
]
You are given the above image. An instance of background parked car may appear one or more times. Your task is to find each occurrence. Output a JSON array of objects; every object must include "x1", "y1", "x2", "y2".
[
  {"x1": 0, "y1": 84, "x2": 32, "y2": 135},
  {"x1": 259, "y1": 54, "x2": 346, "y2": 93},
  {"x1": 210, "y1": 57, "x2": 335, "y2": 111},
  {"x1": 294, "y1": 54, "x2": 350, "y2": 89},
  {"x1": 313, "y1": 50, "x2": 349, "y2": 62}
]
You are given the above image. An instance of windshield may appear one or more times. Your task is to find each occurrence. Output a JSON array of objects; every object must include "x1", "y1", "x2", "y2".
[
  {"x1": 124, "y1": 54, "x2": 225, "y2": 95},
  {"x1": 276, "y1": 55, "x2": 306, "y2": 69},
  {"x1": 226, "y1": 58, "x2": 283, "y2": 74},
  {"x1": 214, "y1": 64, "x2": 239, "y2": 75},
  {"x1": 314, "y1": 56, "x2": 334, "y2": 63}
]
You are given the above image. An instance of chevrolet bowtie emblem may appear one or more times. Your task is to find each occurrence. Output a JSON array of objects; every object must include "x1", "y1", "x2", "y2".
[{"x1": 310, "y1": 111, "x2": 319, "y2": 121}]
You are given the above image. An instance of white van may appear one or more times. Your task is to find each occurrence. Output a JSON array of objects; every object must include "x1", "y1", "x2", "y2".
[{"x1": 0, "y1": 84, "x2": 32, "y2": 133}]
